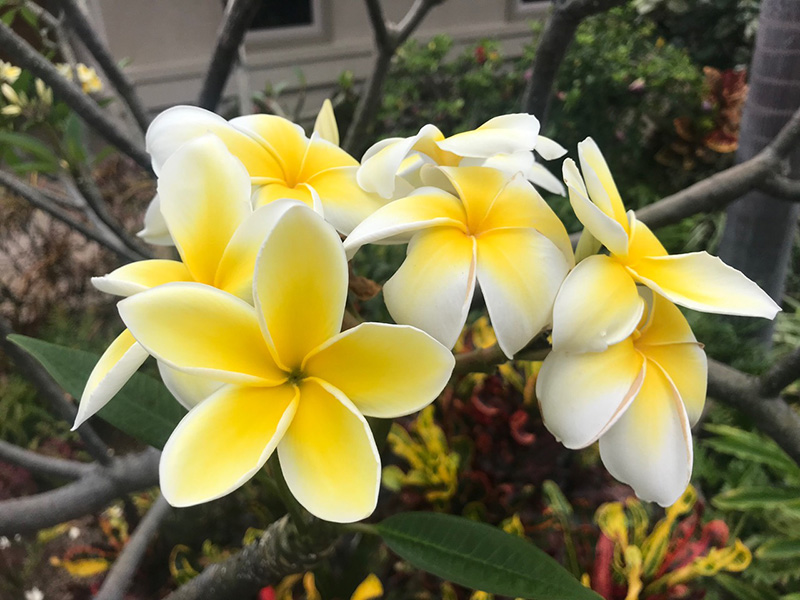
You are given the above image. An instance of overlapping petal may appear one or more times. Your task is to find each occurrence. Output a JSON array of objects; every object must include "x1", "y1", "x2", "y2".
[
  {"x1": 629, "y1": 252, "x2": 781, "y2": 318},
  {"x1": 74, "y1": 329, "x2": 149, "y2": 429},
  {"x1": 476, "y1": 228, "x2": 571, "y2": 357},
  {"x1": 160, "y1": 384, "x2": 298, "y2": 507},
  {"x1": 438, "y1": 166, "x2": 509, "y2": 232},
  {"x1": 551, "y1": 255, "x2": 645, "y2": 353},
  {"x1": 577, "y1": 137, "x2": 627, "y2": 228},
  {"x1": 599, "y1": 360, "x2": 693, "y2": 507},
  {"x1": 253, "y1": 204, "x2": 348, "y2": 369},
  {"x1": 436, "y1": 114, "x2": 540, "y2": 157},
  {"x1": 157, "y1": 135, "x2": 251, "y2": 284},
  {"x1": 92, "y1": 259, "x2": 192, "y2": 297},
  {"x1": 303, "y1": 323, "x2": 454, "y2": 418},
  {"x1": 305, "y1": 166, "x2": 386, "y2": 234},
  {"x1": 157, "y1": 362, "x2": 225, "y2": 410},
  {"x1": 537, "y1": 339, "x2": 645, "y2": 449},
  {"x1": 278, "y1": 378, "x2": 380, "y2": 523},
  {"x1": 137, "y1": 194, "x2": 173, "y2": 246},
  {"x1": 119, "y1": 283, "x2": 285, "y2": 384},
  {"x1": 313, "y1": 99, "x2": 339, "y2": 146},
  {"x1": 383, "y1": 227, "x2": 476, "y2": 349},
  {"x1": 230, "y1": 113, "x2": 308, "y2": 177}
]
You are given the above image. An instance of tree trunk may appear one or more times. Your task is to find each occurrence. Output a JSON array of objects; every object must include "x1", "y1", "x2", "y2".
[{"x1": 718, "y1": 0, "x2": 800, "y2": 346}]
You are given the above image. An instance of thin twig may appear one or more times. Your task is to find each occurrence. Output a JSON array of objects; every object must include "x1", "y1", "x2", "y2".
[
  {"x1": 197, "y1": 0, "x2": 262, "y2": 111},
  {"x1": 93, "y1": 495, "x2": 171, "y2": 600},
  {"x1": 759, "y1": 345, "x2": 800, "y2": 398},
  {"x1": 0, "y1": 439, "x2": 92, "y2": 480},
  {"x1": 521, "y1": 0, "x2": 626, "y2": 124},
  {"x1": 0, "y1": 169, "x2": 139, "y2": 262},
  {"x1": 60, "y1": 0, "x2": 151, "y2": 133},
  {"x1": 452, "y1": 336, "x2": 551, "y2": 377},
  {"x1": 0, "y1": 314, "x2": 112, "y2": 465},
  {"x1": 0, "y1": 448, "x2": 159, "y2": 536},
  {"x1": 0, "y1": 20, "x2": 151, "y2": 171}
]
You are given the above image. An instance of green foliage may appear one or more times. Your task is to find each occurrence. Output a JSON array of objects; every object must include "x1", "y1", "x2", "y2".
[
  {"x1": 8, "y1": 334, "x2": 185, "y2": 449},
  {"x1": 376, "y1": 512, "x2": 600, "y2": 599}
]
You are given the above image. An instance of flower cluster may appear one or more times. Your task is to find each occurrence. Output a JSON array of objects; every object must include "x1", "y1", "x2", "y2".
[{"x1": 76, "y1": 101, "x2": 778, "y2": 522}]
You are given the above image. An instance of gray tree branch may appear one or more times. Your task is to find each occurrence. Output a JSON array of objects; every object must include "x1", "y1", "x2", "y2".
[
  {"x1": 0, "y1": 21, "x2": 151, "y2": 171},
  {"x1": 759, "y1": 173, "x2": 800, "y2": 201},
  {"x1": 759, "y1": 345, "x2": 800, "y2": 398},
  {"x1": 0, "y1": 448, "x2": 159, "y2": 536},
  {"x1": 94, "y1": 495, "x2": 171, "y2": 600},
  {"x1": 0, "y1": 439, "x2": 92, "y2": 480},
  {"x1": 59, "y1": 0, "x2": 152, "y2": 133},
  {"x1": 521, "y1": 0, "x2": 626, "y2": 125},
  {"x1": 197, "y1": 0, "x2": 261, "y2": 111}
]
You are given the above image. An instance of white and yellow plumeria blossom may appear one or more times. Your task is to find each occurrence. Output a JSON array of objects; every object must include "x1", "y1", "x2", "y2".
[
  {"x1": 357, "y1": 114, "x2": 567, "y2": 200},
  {"x1": 553, "y1": 137, "x2": 780, "y2": 354},
  {"x1": 138, "y1": 101, "x2": 382, "y2": 244},
  {"x1": 538, "y1": 290, "x2": 706, "y2": 506},
  {"x1": 75, "y1": 135, "x2": 286, "y2": 428},
  {"x1": 118, "y1": 203, "x2": 454, "y2": 522},
  {"x1": 344, "y1": 166, "x2": 574, "y2": 357}
]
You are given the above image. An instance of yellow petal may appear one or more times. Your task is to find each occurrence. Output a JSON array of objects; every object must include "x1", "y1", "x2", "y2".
[
  {"x1": 297, "y1": 135, "x2": 357, "y2": 181},
  {"x1": 305, "y1": 166, "x2": 386, "y2": 235},
  {"x1": 303, "y1": 322, "x2": 454, "y2": 418},
  {"x1": 252, "y1": 181, "x2": 315, "y2": 210},
  {"x1": 230, "y1": 113, "x2": 308, "y2": 180},
  {"x1": 437, "y1": 114, "x2": 540, "y2": 158},
  {"x1": 563, "y1": 159, "x2": 629, "y2": 257},
  {"x1": 160, "y1": 384, "x2": 298, "y2": 506},
  {"x1": 475, "y1": 173, "x2": 574, "y2": 266},
  {"x1": 157, "y1": 361, "x2": 224, "y2": 409},
  {"x1": 551, "y1": 255, "x2": 645, "y2": 353},
  {"x1": 214, "y1": 200, "x2": 304, "y2": 302},
  {"x1": 625, "y1": 214, "x2": 667, "y2": 264},
  {"x1": 119, "y1": 282, "x2": 286, "y2": 384},
  {"x1": 598, "y1": 359, "x2": 693, "y2": 507},
  {"x1": 253, "y1": 204, "x2": 348, "y2": 369},
  {"x1": 313, "y1": 99, "x2": 339, "y2": 146},
  {"x1": 637, "y1": 292, "x2": 697, "y2": 346},
  {"x1": 577, "y1": 138, "x2": 628, "y2": 230},
  {"x1": 342, "y1": 188, "x2": 467, "y2": 259},
  {"x1": 629, "y1": 252, "x2": 781, "y2": 318},
  {"x1": 146, "y1": 105, "x2": 280, "y2": 176},
  {"x1": 157, "y1": 135, "x2": 252, "y2": 284},
  {"x1": 437, "y1": 166, "x2": 510, "y2": 233},
  {"x1": 351, "y1": 574, "x2": 384, "y2": 600},
  {"x1": 476, "y1": 228, "x2": 571, "y2": 357},
  {"x1": 642, "y1": 343, "x2": 707, "y2": 426},
  {"x1": 278, "y1": 378, "x2": 380, "y2": 522},
  {"x1": 383, "y1": 227, "x2": 476, "y2": 349},
  {"x1": 92, "y1": 259, "x2": 193, "y2": 297},
  {"x1": 536, "y1": 339, "x2": 645, "y2": 449},
  {"x1": 74, "y1": 329, "x2": 149, "y2": 429}
]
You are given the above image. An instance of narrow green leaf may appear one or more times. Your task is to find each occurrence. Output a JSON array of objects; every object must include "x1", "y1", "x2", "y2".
[
  {"x1": 755, "y1": 538, "x2": 800, "y2": 561},
  {"x1": 0, "y1": 131, "x2": 61, "y2": 171},
  {"x1": 704, "y1": 424, "x2": 800, "y2": 480},
  {"x1": 376, "y1": 512, "x2": 599, "y2": 600},
  {"x1": 712, "y1": 487, "x2": 800, "y2": 512},
  {"x1": 714, "y1": 573, "x2": 781, "y2": 600},
  {"x1": 8, "y1": 334, "x2": 185, "y2": 448}
]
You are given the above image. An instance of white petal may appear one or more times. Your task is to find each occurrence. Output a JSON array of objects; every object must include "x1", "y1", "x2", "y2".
[
  {"x1": 137, "y1": 195, "x2": 174, "y2": 246},
  {"x1": 157, "y1": 361, "x2": 224, "y2": 410},
  {"x1": 437, "y1": 113, "x2": 540, "y2": 158},
  {"x1": 535, "y1": 135, "x2": 567, "y2": 161}
]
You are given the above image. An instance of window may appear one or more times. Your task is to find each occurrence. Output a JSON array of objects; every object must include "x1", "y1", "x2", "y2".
[{"x1": 249, "y1": 0, "x2": 313, "y2": 31}]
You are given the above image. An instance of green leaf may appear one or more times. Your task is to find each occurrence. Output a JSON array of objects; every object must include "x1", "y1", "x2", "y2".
[
  {"x1": 8, "y1": 334, "x2": 185, "y2": 449},
  {"x1": 62, "y1": 113, "x2": 87, "y2": 164},
  {"x1": 376, "y1": 512, "x2": 599, "y2": 600},
  {"x1": 714, "y1": 573, "x2": 781, "y2": 600},
  {"x1": 0, "y1": 131, "x2": 61, "y2": 172},
  {"x1": 712, "y1": 487, "x2": 800, "y2": 512},
  {"x1": 756, "y1": 538, "x2": 800, "y2": 561},
  {"x1": 704, "y1": 424, "x2": 800, "y2": 480}
]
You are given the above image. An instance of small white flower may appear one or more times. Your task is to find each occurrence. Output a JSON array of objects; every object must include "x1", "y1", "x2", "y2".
[
  {"x1": 25, "y1": 587, "x2": 44, "y2": 600},
  {"x1": 0, "y1": 536, "x2": 10, "y2": 549},
  {"x1": 68, "y1": 526, "x2": 80, "y2": 540}
]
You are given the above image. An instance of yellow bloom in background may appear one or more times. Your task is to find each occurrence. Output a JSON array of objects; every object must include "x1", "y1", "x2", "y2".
[
  {"x1": 357, "y1": 113, "x2": 567, "y2": 199},
  {"x1": 345, "y1": 166, "x2": 573, "y2": 357},
  {"x1": 75, "y1": 135, "x2": 289, "y2": 427},
  {"x1": 139, "y1": 101, "x2": 383, "y2": 244},
  {"x1": 554, "y1": 137, "x2": 779, "y2": 354},
  {"x1": 537, "y1": 290, "x2": 707, "y2": 506},
  {"x1": 76, "y1": 63, "x2": 103, "y2": 93},
  {"x1": 0, "y1": 60, "x2": 21, "y2": 84},
  {"x1": 118, "y1": 203, "x2": 454, "y2": 522}
]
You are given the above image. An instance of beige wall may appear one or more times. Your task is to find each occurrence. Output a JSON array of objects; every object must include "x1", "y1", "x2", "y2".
[{"x1": 93, "y1": 0, "x2": 548, "y2": 119}]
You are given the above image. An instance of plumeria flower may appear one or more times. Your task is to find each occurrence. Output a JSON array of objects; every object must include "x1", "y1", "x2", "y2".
[
  {"x1": 75, "y1": 135, "x2": 287, "y2": 427},
  {"x1": 554, "y1": 137, "x2": 780, "y2": 353},
  {"x1": 118, "y1": 203, "x2": 454, "y2": 522},
  {"x1": 537, "y1": 290, "x2": 706, "y2": 506},
  {"x1": 357, "y1": 113, "x2": 567, "y2": 199},
  {"x1": 76, "y1": 63, "x2": 102, "y2": 93},
  {"x1": 344, "y1": 166, "x2": 574, "y2": 357},
  {"x1": 0, "y1": 60, "x2": 21, "y2": 84},
  {"x1": 139, "y1": 101, "x2": 383, "y2": 244}
]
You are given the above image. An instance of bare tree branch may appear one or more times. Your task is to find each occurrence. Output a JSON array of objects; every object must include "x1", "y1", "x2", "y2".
[
  {"x1": 0, "y1": 169, "x2": 140, "y2": 262},
  {"x1": 759, "y1": 173, "x2": 800, "y2": 201},
  {"x1": 453, "y1": 336, "x2": 550, "y2": 376},
  {"x1": 59, "y1": 0, "x2": 151, "y2": 133},
  {"x1": 759, "y1": 345, "x2": 800, "y2": 398},
  {"x1": 163, "y1": 514, "x2": 338, "y2": 600},
  {"x1": 521, "y1": 0, "x2": 626, "y2": 125},
  {"x1": 0, "y1": 21, "x2": 151, "y2": 171},
  {"x1": 342, "y1": 0, "x2": 445, "y2": 153},
  {"x1": 198, "y1": 0, "x2": 261, "y2": 111},
  {"x1": 94, "y1": 495, "x2": 171, "y2": 600},
  {"x1": 0, "y1": 448, "x2": 159, "y2": 536},
  {"x1": 0, "y1": 439, "x2": 92, "y2": 480},
  {"x1": 0, "y1": 314, "x2": 112, "y2": 465}
]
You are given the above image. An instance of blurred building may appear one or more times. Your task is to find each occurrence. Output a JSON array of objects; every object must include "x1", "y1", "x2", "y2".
[{"x1": 89, "y1": 0, "x2": 547, "y2": 118}]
